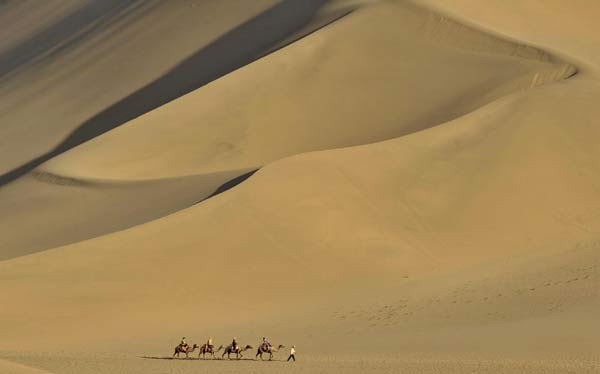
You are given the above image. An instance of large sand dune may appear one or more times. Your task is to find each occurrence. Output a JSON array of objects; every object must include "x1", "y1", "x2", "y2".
[
  {"x1": 0, "y1": 0, "x2": 354, "y2": 182},
  {"x1": 1, "y1": 1, "x2": 599, "y2": 373},
  {"x1": 0, "y1": 0, "x2": 576, "y2": 259},
  {"x1": 0, "y1": 0, "x2": 363, "y2": 258}
]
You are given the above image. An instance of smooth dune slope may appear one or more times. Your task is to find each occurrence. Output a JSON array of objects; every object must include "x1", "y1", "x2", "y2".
[
  {"x1": 0, "y1": 0, "x2": 81, "y2": 56},
  {"x1": 0, "y1": 168, "x2": 253, "y2": 261},
  {"x1": 0, "y1": 0, "x2": 363, "y2": 259},
  {"x1": 0, "y1": 0, "x2": 575, "y2": 260},
  {"x1": 0, "y1": 359, "x2": 50, "y2": 374},
  {"x1": 1, "y1": 0, "x2": 600, "y2": 373},
  {"x1": 42, "y1": 1, "x2": 575, "y2": 180},
  {"x1": 2, "y1": 76, "x2": 600, "y2": 356},
  {"x1": 420, "y1": 0, "x2": 600, "y2": 69},
  {"x1": 0, "y1": 0, "x2": 349, "y2": 181}
]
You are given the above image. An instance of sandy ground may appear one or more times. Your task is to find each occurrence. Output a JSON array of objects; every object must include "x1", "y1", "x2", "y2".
[
  {"x1": 1, "y1": 0, "x2": 600, "y2": 373},
  {"x1": 1, "y1": 353, "x2": 599, "y2": 374}
]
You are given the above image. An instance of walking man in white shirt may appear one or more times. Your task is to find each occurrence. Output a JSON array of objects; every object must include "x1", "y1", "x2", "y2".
[{"x1": 287, "y1": 345, "x2": 296, "y2": 362}]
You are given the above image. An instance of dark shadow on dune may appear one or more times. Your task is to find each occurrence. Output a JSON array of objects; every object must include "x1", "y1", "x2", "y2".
[
  {"x1": 0, "y1": 0, "x2": 330, "y2": 188},
  {"x1": 141, "y1": 356, "x2": 280, "y2": 362},
  {"x1": 259, "y1": 8, "x2": 355, "y2": 59},
  {"x1": 0, "y1": 0, "x2": 150, "y2": 82},
  {"x1": 200, "y1": 169, "x2": 258, "y2": 204}
]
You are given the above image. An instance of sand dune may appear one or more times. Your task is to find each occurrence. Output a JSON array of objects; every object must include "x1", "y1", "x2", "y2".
[
  {"x1": 42, "y1": 1, "x2": 575, "y2": 181},
  {"x1": 0, "y1": 168, "x2": 254, "y2": 260},
  {"x1": 420, "y1": 0, "x2": 600, "y2": 69},
  {"x1": 0, "y1": 0, "x2": 347, "y2": 183},
  {"x1": 0, "y1": 359, "x2": 50, "y2": 374},
  {"x1": 1, "y1": 0, "x2": 577, "y2": 260},
  {"x1": 1, "y1": 0, "x2": 599, "y2": 373},
  {"x1": 0, "y1": 0, "x2": 365, "y2": 259}
]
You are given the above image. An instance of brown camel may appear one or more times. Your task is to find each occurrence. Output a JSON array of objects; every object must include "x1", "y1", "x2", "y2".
[
  {"x1": 256, "y1": 344, "x2": 285, "y2": 360},
  {"x1": 198, "y1": 344, "x2": 223, "y2": 359},
  {"x1": 173, "y1": 343, "x2": 199, "y2": 358},
  {"x1": 222, "y1": 344, "x2": 253, "y2": 360}
]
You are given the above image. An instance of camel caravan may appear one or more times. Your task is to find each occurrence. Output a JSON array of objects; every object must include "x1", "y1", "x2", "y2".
[{"x1": 172, "y1": 336, "x2": 292, "y2": 361}]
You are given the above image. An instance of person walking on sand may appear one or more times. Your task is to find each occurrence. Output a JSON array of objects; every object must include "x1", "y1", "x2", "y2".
[{"x1": 287, "y1": 345, "x2": 296, "y2": 362}]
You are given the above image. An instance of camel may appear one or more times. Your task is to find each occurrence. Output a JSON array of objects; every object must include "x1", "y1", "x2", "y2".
[
  {"x1": 173, "y1": 343, "x2": 199, "y2": 358},
  {"x1": 222, "y1": 344, "x2": 253, "y2": 360},
  {"x1": 198, "y1": 344, "x2": 223, "y2": 359},
  {"x1": 256, "y1": 344, "x2": 285, "y2": 360}
]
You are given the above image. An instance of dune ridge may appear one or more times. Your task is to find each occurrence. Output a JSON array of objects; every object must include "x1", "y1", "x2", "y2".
[
  {"x1": 0, "y1": 166, "x2": 257, "y2": 260},
  {"x1": 0, "y1": 0, "x2": 348, "y2": 184},
  {"x1": 41, "y1": 1, "x2": 577, "y2": 181},
  {"x1": 0, "y1": 0, "x2": 578, "y2": 262}
]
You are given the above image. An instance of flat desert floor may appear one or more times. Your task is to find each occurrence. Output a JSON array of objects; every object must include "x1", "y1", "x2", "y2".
[{"x1": 1, "y1": 0, "x2": 599, "y2": 373}]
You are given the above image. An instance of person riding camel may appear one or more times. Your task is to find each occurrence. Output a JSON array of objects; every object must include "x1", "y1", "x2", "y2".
[
  {"x1": 262, "y1": 336, "x2": 272, "y2": 350},
  {"x1": 231, "y1": 337, "x2": 239, "y2": 351},
  {"x1": 207, "y1": 336, "x2": 213, "y2": 350},
  {"x1": 180, "y1": 337, "x2": 188, "y2": 349}
]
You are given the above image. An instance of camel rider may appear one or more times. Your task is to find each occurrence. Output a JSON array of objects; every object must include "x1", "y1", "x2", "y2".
[
  {"x1": 232, "y1": 337, "x2": 238, "y2": 351},
  {"x1": 207, "y1": 337, "x2": 213, "y2": 349},
  {"x1": 180, "y1": 337, "x2": 188, "y2": 349},
  {"x1": 262, "y1": 337, "x2": 272, "y2": 350}
]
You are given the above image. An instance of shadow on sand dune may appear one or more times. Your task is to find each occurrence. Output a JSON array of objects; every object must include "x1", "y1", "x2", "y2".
[
  {"x1": 0, "y1": 168, "x2": 260, "y2": 261},
  {"x1": 0, "y1": 0, "x2": 334, "y2": 188},
  {"x1": 0, "y1": 0, "x2": 151, "y2": 82},
  {"x1": 200, "y1": 169, "x2": 259, "y2": 203},
  {"x1": 141, "y1": 356, "x2": 283, "y2": 362}
]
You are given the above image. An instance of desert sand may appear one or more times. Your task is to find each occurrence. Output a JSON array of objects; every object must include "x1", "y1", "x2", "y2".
[{"x1": 0, "y1": 0, "x2": 599, "y2": 373}]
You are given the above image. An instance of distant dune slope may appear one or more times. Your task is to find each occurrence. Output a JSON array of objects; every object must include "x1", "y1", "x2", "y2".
[
  {"x1": 420, "y1": 0, "x2": 600, "y2": 69},
  {"x1": 0, "y1": 0, "x2": 349, "y2": 182},
  {"x1": 0, "y1": 168, "x2": 254, "y2": 261},
  {"x1": 0, "y1": 1, "x2": 575, "y2": 260},
  {"x1": 42, "y1": 1, "x2": 575, "y2": 181},
  {"x1": 0, "y1": 0, "x2": 81, "y2": 57},
  {"x1": 0, "y1": 0, "x2": 363, "y2": 259}
]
